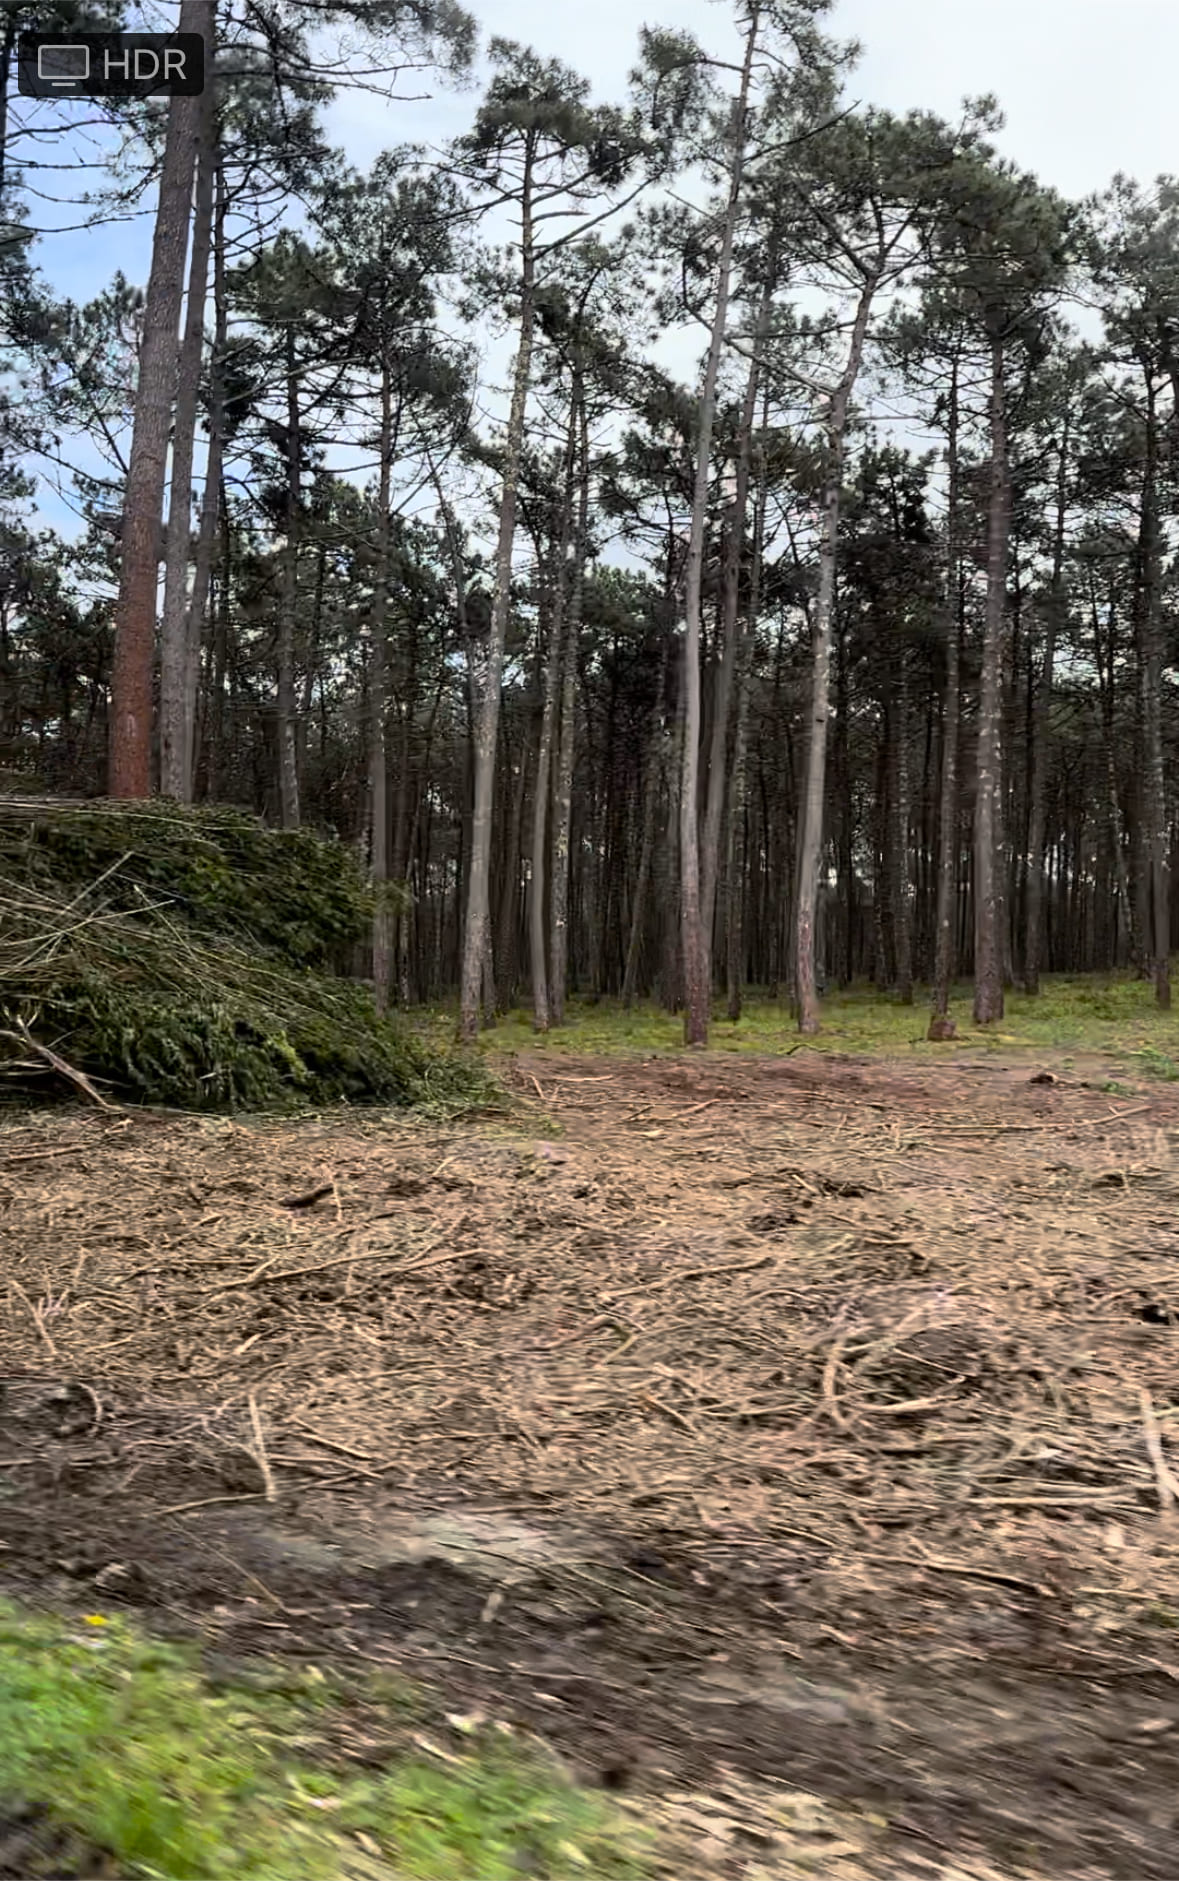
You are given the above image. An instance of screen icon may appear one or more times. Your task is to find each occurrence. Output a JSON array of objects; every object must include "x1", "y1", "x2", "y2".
[{"x1": 37, "y1": 44, "x2": 91, "y2": 88}]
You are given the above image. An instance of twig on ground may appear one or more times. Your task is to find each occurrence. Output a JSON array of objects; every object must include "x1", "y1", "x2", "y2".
[
  {"x1": 1074, "y1": 1103, "x2": 1152, "y2": 1126},
  {"x1": 202, "y1": 1250, "x2": 284, "y2": 1295},
  {"x1": 9, "y1": 1279, "x2": 58, "y2": 1357},
  {"x1": 601, "y1": 1252, "x2": 772, "y2": 1303},
  {"x1": 1139, "y1": 1387, "x2": 1179, "y2": 1521},
  {"x1": 2, "y1": 1145, "x2": 84, "y2": 1165},
  {"x1": 279, "y1": 1182, "x2": 334, "y2": 1209},
  {"x1": 857, "y1": 1384, "x2": 965, "y2": 1415},
  {"x1": 862, "y1": 1551, "x2": 1053, "y2": 1596},
  {"x1": 203, "y1": 1237, "x2": 453, "y2": 1293},
  {"x1": 73, "y1": 1379, "x2": 102, "y2": 1432},
  {"x1": 287, "y1": 1417, "x2": 378, "y2": 1463},
  {"x1": 821, "y1": 1329, "x2": 853, "y2": 1431},
  {"x1": 642, "y1": 1392, "x2": 699, "y2": 1436},
  {"x1": 248, "y1": 1392, "x2": 277, "y2": 1503},
  {"x1": 156, "y1": 1492, "x2": 271, "y2": 1517}
]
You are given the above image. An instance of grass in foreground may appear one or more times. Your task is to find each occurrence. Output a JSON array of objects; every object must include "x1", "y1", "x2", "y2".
[
  {"x1": 0, "y1": 1601, "x2": 651, "y2": 1880},
  {"x1": 413, "y1": 971, "x2": 1179, "y2": 1072}
]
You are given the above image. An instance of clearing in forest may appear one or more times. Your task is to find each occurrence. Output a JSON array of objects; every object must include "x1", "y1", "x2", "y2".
[{"x1": 2, "y1": 1048, "x2": 1179, "y2": 1880}]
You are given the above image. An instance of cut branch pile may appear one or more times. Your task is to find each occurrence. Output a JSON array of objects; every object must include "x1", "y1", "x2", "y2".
[{"x1": 0, "y1": 797, "x2": 491, "y2": 1113}]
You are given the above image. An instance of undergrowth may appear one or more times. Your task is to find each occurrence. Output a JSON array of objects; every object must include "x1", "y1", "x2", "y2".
[{"x1": 0, "y1": 1601, "x2": 651, "y2": 1880}]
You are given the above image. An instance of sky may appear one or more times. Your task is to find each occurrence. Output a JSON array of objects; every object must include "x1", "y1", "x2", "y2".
[
  {"x1": 17, "y1": 0, "x2": 1179, "y2": 539},
  {"x1": 321, "y1": 0, "x2": 1179, "y2": 194}
]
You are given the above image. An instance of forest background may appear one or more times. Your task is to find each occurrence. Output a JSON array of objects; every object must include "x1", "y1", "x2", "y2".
[{"x1": 1, "y1": 0, "x2": 1176, "y2": 1048}]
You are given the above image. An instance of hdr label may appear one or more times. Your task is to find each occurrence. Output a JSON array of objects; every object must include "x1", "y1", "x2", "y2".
[{"x1": 17, "y1": 33, "x2": 206, "y2": 98}]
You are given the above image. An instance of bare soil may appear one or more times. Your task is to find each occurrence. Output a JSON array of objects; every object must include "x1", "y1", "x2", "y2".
[{"x1": 2, "y1": 1048, "x2": 1179, "y2": 1879}]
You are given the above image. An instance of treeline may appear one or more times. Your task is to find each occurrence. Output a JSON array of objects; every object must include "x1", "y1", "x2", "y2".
[{"x1": 0, "y1": 0, "x2": 1174, "y2": 1043}]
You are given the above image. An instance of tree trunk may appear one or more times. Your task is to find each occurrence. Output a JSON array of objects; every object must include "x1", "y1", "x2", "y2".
[
  {"x1": 972, "y1": 331, "x2": 1009, "y2": 1025},
  {"x1": 725, "y1": 439, "x2": 766, "y2": 1022},
  {"x1": 529, "y1": 416, "x2": 576, "y2": 1030},
  {"x1": 204, "y1": 476, "x2": 230, "y2": 800},
  {"x1": 495, "y1": 714, "x2": 529, "y2": 1010},
  {"x1": 833, "y1": 600, "x2": 854, "y2": 988},
  {"x1": 185, "y1": 159, "x2": 228, "y2": 802},
  {"x1": 276, "y1": 326, "x2": 302, "y2": 829},
  {"x1": 0, "y1": 12, "x2": 18, "y2": 212},
  {"x1": 796, "y1": 272, "x2": 880, "y2": 1033},
  {"x1": 929, "y1": 354, "x2": 962, "y2": 1036},
  {"x1": 872, "y1": 729, "x2": 891, "y2": 989},
  {"x1": 369, "y1": 357, "x2": 394, "y2": 1014},
  {"x1": 459, "y1": 139, "x2": 537, "y2": 1041},
  {"x1": 701, "y1": 278, "x2": 769, "y2": 951},
  {"x1": 1135, "y1": 366, "x2": 1172, "y2": 1009},
  {"x1": 159, "y1": 46, "x2": 216, "y2": 801},
  {"x1": 622, "y1": 657, "x2": 668, "y2": 1010},
  {"x1": 889, "y1": 642, "x2": 913, "y2": 1002},
  {"x1": 549, "y1": 374, "x2": 588, "y2": 1027},
  {"x1": 1091, "y1": 574, "x2": 1135, "y2": 970},
  {"x1": 1023, "y1": 410, "x2": 1068, "y2": 994},
  {"x1": 107, "y1": 0, "x2": 208, "y2": 799},
  {"x1": 679, "y1": 2, "x2": 760, "y2": 1047},
  {"x1": 658, "y1": 720, "x2": 683, "y2": 1012}
]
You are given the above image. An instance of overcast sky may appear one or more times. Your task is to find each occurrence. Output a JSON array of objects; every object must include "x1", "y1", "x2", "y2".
[{"x1": 323, "y1": 0, "x2": 1179, "y2": 198}]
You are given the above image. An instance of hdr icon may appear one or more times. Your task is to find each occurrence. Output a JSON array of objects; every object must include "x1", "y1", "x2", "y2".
[{"x1": 18, "y1": 33, "x2": 205, "y2": 98}]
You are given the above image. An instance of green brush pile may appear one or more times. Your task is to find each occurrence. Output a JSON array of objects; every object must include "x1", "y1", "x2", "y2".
[{"x1": 0, "y1": 798, "x2": 488, "y2": 1113}]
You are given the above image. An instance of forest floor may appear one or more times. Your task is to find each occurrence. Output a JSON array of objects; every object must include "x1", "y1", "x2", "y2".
[{"x1": 2, "y1": 1038, "x2": 1179, "y2": 1878}]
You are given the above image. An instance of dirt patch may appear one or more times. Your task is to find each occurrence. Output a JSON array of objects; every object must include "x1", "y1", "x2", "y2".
[
  {"x1": 0, "y1": 1806, "x2": 125, "y2": 1879},
  {"x1": 3, "y1": 1053, "x2": 1179, "y2": 1877}
]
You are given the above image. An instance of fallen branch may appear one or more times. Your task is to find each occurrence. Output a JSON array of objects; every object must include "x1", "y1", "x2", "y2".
[{"x1": 0, "y1": 1020, "x2": 119, "y2": 1111}]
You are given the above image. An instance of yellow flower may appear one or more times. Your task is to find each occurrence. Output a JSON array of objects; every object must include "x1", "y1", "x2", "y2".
[{"x1": 83, "y1": 1615, "x2": 107, "y2": 1626}]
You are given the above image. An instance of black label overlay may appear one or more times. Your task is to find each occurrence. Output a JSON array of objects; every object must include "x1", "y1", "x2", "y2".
[{"x1": 18, "y1": 34, "x2": 206, "y2": 98}]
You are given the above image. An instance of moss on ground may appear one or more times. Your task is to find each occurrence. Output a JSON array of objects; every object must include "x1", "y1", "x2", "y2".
[
  {"x1": 0, "y1": 1601, "x2": 652, "y2": 1880},
  {"x1": 413, "y1": 972, "x2": 1179, "y2": 1072}
]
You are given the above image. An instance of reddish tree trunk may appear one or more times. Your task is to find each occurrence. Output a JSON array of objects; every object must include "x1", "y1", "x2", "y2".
[{"x1": 108, "y1": 0, "x2": 209, "y2": 798}]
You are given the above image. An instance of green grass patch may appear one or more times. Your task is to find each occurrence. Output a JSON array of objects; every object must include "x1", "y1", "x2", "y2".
[
  {"x1": 0, "y1": 1601, "x2": 652, "y2": 1880},
  {"x1": 413, "y1": 971, "x2": 1179, "y2": 1068},
  {"x1": 1129, "y1": 1045, "x2": 1179, "y2": 1081}
]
